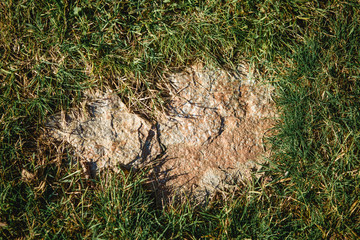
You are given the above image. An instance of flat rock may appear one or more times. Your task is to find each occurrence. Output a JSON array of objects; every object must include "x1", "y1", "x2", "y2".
[
  {"x1": 46, "y1": 92, "x2": 161, "y2": 171},
  {"x1": 46, "y1": 63, "x2": 275, "y2": 203}
]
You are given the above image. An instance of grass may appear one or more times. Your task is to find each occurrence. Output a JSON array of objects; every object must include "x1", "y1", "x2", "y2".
[{"x1": 1, "y1": 0, "x2": 360, "y2": 238}]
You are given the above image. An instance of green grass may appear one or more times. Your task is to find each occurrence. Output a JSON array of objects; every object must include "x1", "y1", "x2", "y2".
[{"x1": 1, "y1": 0, "x2": 360, "y2": 238}]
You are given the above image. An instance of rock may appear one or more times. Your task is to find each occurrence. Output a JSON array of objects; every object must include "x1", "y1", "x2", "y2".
[
  {"x1": 46, "y1": 91, "x2": 161, "y2": 172},
  {"x1": 46, "y1": 63, "x2": 275, "y2": 203},
  {"x1": 21, "y1": 169, "x2": 35, "y2": 182},
  {"x1": 154, "y1": 64, "x2": 274, "y2": 201}
]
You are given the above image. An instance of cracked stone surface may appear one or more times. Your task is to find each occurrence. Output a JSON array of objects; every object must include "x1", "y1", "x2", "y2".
[
  {"x1": 46, "y1": 63, "x2": 275, "y2": 203},
  {"x1": 47, "y1": 92, "x2": 161, "y2": 171}
]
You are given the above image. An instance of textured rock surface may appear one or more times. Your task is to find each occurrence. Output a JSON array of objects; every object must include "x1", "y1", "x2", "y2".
[
  {"x1": 156, "y1": 64, "x2": 274, "y2": 200},
  {"x1": 46, "y1": 63, "x2": 275, "y2": 202},
  {"x1": 46, "y1": 92, "x2": 161, "y2": 171}
]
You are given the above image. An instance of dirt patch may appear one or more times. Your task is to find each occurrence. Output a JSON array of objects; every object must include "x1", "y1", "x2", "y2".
[{"x1": 46, "y1": 63, "x2": 275, "y2": 203}]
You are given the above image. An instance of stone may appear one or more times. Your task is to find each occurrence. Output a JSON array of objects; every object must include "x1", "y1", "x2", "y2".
[
  {"x1": 46, "y1": 63, "x2": 275, "y2": 203},
  {"x1": 154, "y1": 64, "x2": 274, "y2": 201},
  {"x1": 21, "y1": 169, "x2": 35, "y2": 182},
  {"x1": 46, "y1": 91, "x2": 161, "y2": 172}
]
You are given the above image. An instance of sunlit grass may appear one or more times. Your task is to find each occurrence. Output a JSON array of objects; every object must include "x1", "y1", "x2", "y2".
[{"x1": 1, "y1": 0, "x2": 360, "y2": 238}]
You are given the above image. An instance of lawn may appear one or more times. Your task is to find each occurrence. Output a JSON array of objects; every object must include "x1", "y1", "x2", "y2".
[{"x1": 1, "y1": 0, "x2": 360, "y2": 239}]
